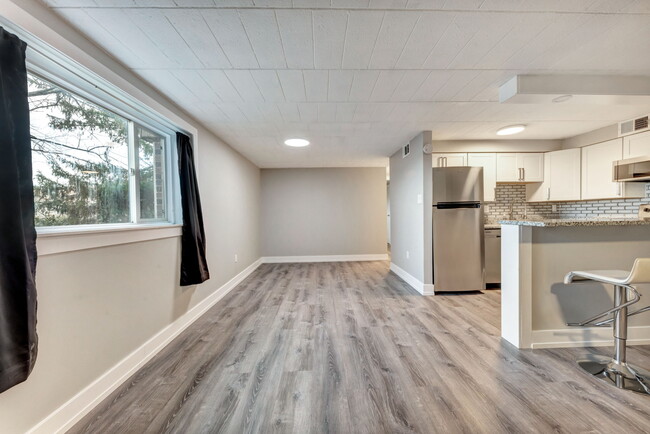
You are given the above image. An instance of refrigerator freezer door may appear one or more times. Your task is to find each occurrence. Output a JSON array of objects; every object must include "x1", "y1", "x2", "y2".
[
  {"x1": 433, "y1": 207, "x2": 485, "y2": 292},
  {"x1": 433, "y1": 167, "x2": 484, "y2": 204}
]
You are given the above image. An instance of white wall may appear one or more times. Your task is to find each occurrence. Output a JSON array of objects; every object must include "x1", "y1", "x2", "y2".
[
  {"x1": 0, "y1": 1, "x2": 260, "y2": 433},
  {"x1": 561, "y1": 124, "x2": 618, "y2": 149},
  {"x1": 430, "y1": 139, "x2": 561, "y2": 153},
  {"x1": 388, "y1": 132, "x2": 433, "y2": 291},
  {"x1": 260, "y1": 168, "x2": 387, "y2": 258}
]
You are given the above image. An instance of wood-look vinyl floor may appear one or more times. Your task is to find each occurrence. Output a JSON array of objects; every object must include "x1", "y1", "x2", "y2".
[{"x1": 69, "y1": 261, "x2": 650, "y2": 434}]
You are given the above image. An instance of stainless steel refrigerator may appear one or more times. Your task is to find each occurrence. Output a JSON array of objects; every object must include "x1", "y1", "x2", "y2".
[{"x1": 432, "y1": 167, "x2": 485, "y2": 292}]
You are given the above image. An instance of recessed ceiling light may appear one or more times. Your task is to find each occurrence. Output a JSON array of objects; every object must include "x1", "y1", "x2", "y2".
[
  {"x1": 552, "y1": 94, "x2": 573, "y2": 103},
  {"x1": 496, "y1": 125, "x2": 526, "y2": 136},
  {"x1": 284, "y1": 138, "x2": 310, "y2": 147}
]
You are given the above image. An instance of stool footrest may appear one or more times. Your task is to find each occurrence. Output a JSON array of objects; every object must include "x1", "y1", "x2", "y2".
[
  {"x1": 592, "y1": 305, "x2": 650, "y2": 326},
  {"x1": 565, "y1": 285, "x2": 640, "y2": 327}
]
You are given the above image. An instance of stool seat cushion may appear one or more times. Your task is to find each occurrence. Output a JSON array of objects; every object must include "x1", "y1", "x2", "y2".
[{"x1": 564, "y1": 259, "x2": 650, "y2": 285}]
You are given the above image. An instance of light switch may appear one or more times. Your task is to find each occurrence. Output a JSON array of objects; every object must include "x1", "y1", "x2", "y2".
[{"x1": 417, "y1": 194, "x2": 423, "y2": 204}]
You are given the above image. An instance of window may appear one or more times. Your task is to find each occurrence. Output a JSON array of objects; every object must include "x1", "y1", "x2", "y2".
[
  {"x1": 28, "y1": 73, "x2": 170, "y2": 227},
  {"x1": 134, "y1": 124, "x2": 166, "y2": 221}
]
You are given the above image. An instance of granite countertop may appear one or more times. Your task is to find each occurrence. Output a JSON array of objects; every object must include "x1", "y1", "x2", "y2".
[{"x1": 497, "y1": 218, "x2": 650, "y2": 227}]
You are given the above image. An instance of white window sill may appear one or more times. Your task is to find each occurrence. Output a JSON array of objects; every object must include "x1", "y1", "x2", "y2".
[{"x1": 36, "y1": 223, "x2": 183, "y2": 256}]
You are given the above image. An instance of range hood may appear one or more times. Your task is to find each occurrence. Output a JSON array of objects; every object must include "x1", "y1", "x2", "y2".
[{"x1": 614, "y1": 156, "x2": 650, "y2": 182}]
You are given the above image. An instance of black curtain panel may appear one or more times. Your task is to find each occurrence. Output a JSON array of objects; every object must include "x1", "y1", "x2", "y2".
[
  {"x1": 177, "y1": 132, "x2": 210, "y2": 286},
  {"x1": 0, "y1": 27, "x2": 38, "y2": 393}
]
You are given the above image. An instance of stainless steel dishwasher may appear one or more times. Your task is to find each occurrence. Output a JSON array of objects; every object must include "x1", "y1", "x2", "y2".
[{"x1": 485, "y1": 228, "x2": 501, "y2": 286}]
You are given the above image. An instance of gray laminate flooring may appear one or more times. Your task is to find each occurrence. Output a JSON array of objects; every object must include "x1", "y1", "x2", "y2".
[{"x1": 69, "y1": 261, "x2": 650, "y2": 434}]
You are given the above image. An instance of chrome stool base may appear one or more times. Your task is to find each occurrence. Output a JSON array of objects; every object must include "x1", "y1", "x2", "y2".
[{"x1": 577, "y1": 354, "x2": 650, "y2": 395}]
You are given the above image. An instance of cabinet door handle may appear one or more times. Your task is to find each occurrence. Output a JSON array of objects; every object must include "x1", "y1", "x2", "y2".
[
  {"x1": 618, "y1": 182, "x2": 622, "y2": 196},
  {"x1": 444, "y1": 157, "x2": 448, "y2": 167},
  {"x1": 522, "y1": 167, "x2": 525, "y2": 181},
  {"x1": 547, "y1": 187, "x2": 551, "y2": 200}
]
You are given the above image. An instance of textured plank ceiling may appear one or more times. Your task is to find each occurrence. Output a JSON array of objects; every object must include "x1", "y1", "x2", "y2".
[{"x1": 42, "y1": 0, "x2": 650, "y2": 167}]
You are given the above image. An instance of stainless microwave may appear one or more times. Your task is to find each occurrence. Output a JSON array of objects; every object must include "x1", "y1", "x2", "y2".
[{"x1": 613, "y1": 156, "x2": 650, "y2": 182}]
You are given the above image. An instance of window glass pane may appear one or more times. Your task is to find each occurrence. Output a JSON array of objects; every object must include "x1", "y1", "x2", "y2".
[
  {"x1": 29, "y1": 74, "x2": 130, "y2": 226},
  {"x1": 136, "y1": 124, "x2": 166, "y2": 220}
]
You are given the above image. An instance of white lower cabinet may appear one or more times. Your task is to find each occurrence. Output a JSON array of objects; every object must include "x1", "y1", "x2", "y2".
[
  {"x1": 467, "y1": 153, "x2": 497, "y2": 202},
  {"x1": 526, "y1": 149, "x2": 581, "y2": 202},
  {"x1": 582, "y1": 138, "x2": 645, "y2": 200}
]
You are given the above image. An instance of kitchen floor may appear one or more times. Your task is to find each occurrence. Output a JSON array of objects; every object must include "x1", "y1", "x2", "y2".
[{"x1": 70, "y1": 261, "x2": 650, "y2": 433}]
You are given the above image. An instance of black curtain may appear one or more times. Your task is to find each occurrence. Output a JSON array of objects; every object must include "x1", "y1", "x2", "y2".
[
  {"x1": 0, "y1": 27, "x2": 38, "y2": 393},
  {"x1": 177, "y1": 133, "x2": 210, "y2": 286}
]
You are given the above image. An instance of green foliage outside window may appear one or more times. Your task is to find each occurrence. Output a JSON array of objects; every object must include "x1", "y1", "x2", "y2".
[{"x1": 29, "y1": 74, "x2": 166, "y2": 226}]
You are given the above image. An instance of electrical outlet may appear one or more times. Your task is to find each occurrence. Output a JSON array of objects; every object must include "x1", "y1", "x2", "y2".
[
  {"x1": 234, "y1": 254, "x2": 238, "y2": 263},
  {"x1": 417, "y1": 194, "x2": 423, "y2": 204},
  {"x1": 406, "y1": 251, "x2": 410, "y2": 260},
  {"x1": 552, "y1": 204, "x2": 557, "y2": 213}
]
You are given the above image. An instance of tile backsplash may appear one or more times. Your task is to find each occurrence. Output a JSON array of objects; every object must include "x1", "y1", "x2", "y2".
[{"x1": 485, "y1": 184, "x2": 650, "y2": 222}]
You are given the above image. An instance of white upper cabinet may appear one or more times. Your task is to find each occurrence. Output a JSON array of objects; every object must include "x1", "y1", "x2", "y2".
[
  {"x1": 623, "y1": 130, "x2": 650, "y2": 159},
  {"x1": 582, "y1": 138, "x2": 645, "y2": 200},
  {"x1": 518, "y1": 153, "x2": 545, "y2": 182},
  {"x1": 496, "y1": 153, "x2": 544, "y2": 182},
  {"x1": 526, "y1": 149, "x2": 581, "y2": 202},
  {"x1": 548, "y1": 148, "x2": 581, "y2": 201},
  {"x1": 432, "y1": 153, "x2": 467, "y2": 167},
  {"x1": 496, "y1": 153, "x2": 518, "y2": 182},
  {"x1": 467, "y1": 153, "x2": 497, "y2": 202},
  {"x1": 526, "y1": 154, "x2": 551, "y2": 202}
]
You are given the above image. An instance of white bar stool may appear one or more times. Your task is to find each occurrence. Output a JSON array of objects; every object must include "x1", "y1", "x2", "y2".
[{"x1": 564, "y1": 258, "x2": 650, "y2": 394}]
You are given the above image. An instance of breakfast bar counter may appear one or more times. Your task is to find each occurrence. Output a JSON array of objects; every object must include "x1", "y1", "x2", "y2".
[{"x1": 499, "y1": 219, "x2": 650, "y2": 349}]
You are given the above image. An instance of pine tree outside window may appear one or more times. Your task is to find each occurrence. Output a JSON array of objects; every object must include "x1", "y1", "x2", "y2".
[{"x1": 28, "y1": 73, "x2": 169, "y2": 227}]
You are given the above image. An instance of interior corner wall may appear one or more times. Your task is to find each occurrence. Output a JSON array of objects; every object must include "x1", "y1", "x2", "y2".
[
  {"x1": 260, "y1": 168, "x2": 387, "y2": 257},
  {"x1": 0, "y1": 2, "x2": 260, "y2": 433},
  {"x1": 561, "y1": 124, "x2": 618, "y2": 149},
  {"x1": 389, "y1": 132, "x2": 432, "y2": 286},
  {"x1": 430, "y1": 139, "x2": 562, "y2": 153}
]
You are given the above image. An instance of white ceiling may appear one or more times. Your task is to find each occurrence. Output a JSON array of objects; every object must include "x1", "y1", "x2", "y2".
[{"x1": 42, "y1": 0, "x2": 650, "y2": 167}]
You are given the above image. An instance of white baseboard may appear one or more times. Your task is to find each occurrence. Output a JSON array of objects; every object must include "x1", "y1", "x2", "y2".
[
  {"x1": 531, "y1": 325, "x2": 650, "y2": 349},
  {"x1": 389, "y1": 262, "x2": 434, "y2": 295},
  {"x1": 28, "y1": 258, "x2": 263, "y2": 434},
  {"x1": 262, "y1": 254, "x2": 388, "y2": 263}
]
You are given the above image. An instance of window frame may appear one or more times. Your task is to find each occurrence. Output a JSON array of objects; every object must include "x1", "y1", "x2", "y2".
[{"x1": 24, "y1": 47, "x2": 183, "y2": 235}]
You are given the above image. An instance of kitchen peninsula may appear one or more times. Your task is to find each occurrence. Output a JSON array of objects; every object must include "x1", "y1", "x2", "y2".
[{"x1": 500, "y1": 219, "x2": 650, "y2": 349}]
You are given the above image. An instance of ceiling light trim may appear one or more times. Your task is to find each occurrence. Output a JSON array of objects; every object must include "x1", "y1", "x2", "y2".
[
  {"x1": 284, "y1": 138, "x2": 310, "y2": 147},
  {"x1": 497, "y1": 125, "x2": 526, "y2": 136}
]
